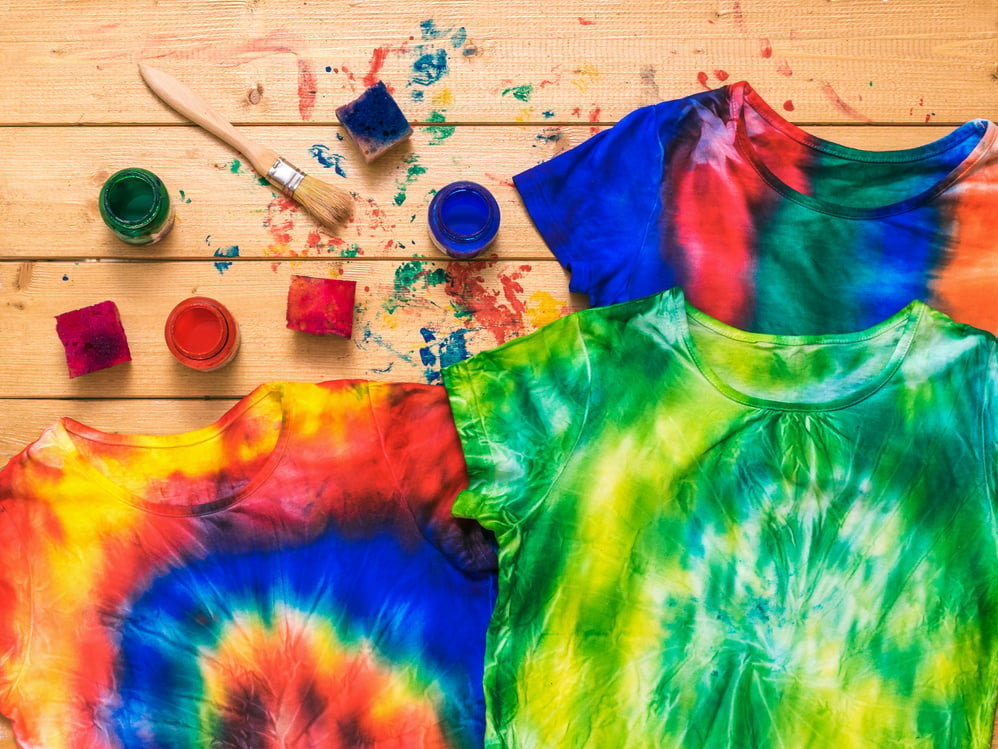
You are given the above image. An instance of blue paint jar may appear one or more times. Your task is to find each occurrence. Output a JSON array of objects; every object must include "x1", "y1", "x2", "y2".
[{"x1": 427, "y1": 181, "x2": 500, "y2": 259}]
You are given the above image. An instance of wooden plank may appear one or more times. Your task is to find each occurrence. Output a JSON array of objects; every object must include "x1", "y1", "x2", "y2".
[
  {"x1": 0, "y1": 0, "x2": 994, "y2": 125},
  {"x1": 0, "y1": 124, "x2": 976, "y2": 260},
  {"x1": 0, "y1": 259, "x2": 585, "y2": 397}
]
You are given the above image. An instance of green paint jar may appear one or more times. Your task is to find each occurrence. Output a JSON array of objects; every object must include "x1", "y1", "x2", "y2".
[{"x1": 99, "y1": 168, "x2": 175, "y2": 245}]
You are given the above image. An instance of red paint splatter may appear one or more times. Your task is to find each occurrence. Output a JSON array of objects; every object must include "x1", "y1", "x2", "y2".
[
  {"x1": 714, "y1": 69, "x2": 730, "y2": 82},
  {"x1": 297, "y1": 58, "x2": 317, "y2": 121},
  {"x1": 776, "y1": 59, "x2": 793, "y2": 77},
  {"x1": 444, "y1": 263, "x2": 532, "y2": 345},
  {"x1": 925, "y1": 113, "x2": 932, "y2": 122},
  {"x1": 696, "y1": 71, "x2": 710, "y2": 90},
  {"x1": 483, "y1": 173, "x2": 516, "y2": 188},
  {"x1": 578, "y1": 17, "x2": 596, "y2": 25},
  {"x1": 759, "y1": 38, "x2": 772, "y2": 58},
  {"x1": 820, "y1": 82, "x2": 873, "y2": 123},
  {"x1": 588, "y1": 106, "x2": 602, "y2": 122},
  {"x1": 783, "y1": 99, "x2": 795, "y2": 112},
  {"x1": 571, "y1": 106, "x2": 582, "y2": 116},
  {"x1": 789, "y1": 29, "x2": 799, "y2": 40},
  {"x1": 364, "y1": 46, "x2": 391, "y2": 89},
  {"x1": 731, "y1": 0, "x2": 747, "y2": 31},
  {"x1": 340, "y1": 65, "x2": 355, "y2": 81}
]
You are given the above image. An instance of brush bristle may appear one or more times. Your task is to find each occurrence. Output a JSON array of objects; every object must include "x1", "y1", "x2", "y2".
[{"x1": 291, "y1": 175, "x2": 355, "y2": 228}]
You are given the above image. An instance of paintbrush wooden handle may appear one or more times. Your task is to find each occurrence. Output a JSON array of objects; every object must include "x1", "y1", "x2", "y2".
[{"x1": 138, "y1": 64, "x2": 277, "y2": 177}]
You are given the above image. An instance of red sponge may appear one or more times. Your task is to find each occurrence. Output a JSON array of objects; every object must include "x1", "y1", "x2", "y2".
[
  {"x1": 55, "y1": 300, "x2": 132, "y2": 378},
  {"x1": 286, "y1": 276, "x2": 357, "y2": 338}
]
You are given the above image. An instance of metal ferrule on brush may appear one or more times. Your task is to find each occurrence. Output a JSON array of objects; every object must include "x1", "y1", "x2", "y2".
[{"x1": 267, "y1": 158, "x2": 306, "y2": 197}]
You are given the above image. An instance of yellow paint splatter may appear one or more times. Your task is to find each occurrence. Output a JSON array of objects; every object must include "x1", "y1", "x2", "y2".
[
  {"x1": 571, "y1": 63, "x2": 600, "y2": 92},
  {"x1": 525, "y1": 290, "x2": 567, "y2": 328},
  {"x1": 432, "y1": 88, "x2": 453, "y2": 107},
  {"x1": 514, "y1": 108, "x2": 536, "y2": 123}
]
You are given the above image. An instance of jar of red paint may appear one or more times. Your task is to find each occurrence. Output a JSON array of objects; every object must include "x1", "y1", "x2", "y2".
[{"x1": 164, "y1": 297, "x2": 240, "y2": 371}]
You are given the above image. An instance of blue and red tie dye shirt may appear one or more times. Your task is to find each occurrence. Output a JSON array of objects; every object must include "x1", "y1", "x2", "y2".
[
  {"x1": 0, "y1": 381, "x2": 495, "y2": 749},
  {"x1": 514, "y1": 81, "x2": 998, "y2": 335}
]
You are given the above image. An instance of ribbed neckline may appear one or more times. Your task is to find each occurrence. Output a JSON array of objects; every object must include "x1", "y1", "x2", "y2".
[
  {"x1": 57, "y1": 383, "x2": 292, "y2": 517},
  {"x1": 728, "y1": 80, "x2": 996, "y2": 219},
  {"x1": 669, "y1": 289, "x2": 924, "y2": 412}
]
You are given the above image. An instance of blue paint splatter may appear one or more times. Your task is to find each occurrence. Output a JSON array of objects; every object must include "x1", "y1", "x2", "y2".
[
  {"x1": 411, "y1": 89, "x2": 425, "y2": 102},
  {"x1": 213, "y1": 245, "x2": 239, "y2": 274},
  {"x1": 418, "y1": 327, "x2": 471, "y2": 383},
  {"x1": 411, "y1": 49, "x2": 448, "y2": 86},
  {"x1": 543, "y1": 110, "x2": 556, "y2": 118},
  {"x1": 325, "y1": 65, "x2": 332, "y2": 72},
  {"x1": 62, "y1": 274, "x2": 69, "y2": 281},
  {"x1": 308, "y1": 145, "x2": 348, "y2": 178},
  {"x1": 451, "y1": 27, "x2": 467, "y2": 47}
]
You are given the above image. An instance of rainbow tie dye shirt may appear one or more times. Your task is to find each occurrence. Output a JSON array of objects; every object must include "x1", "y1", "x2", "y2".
[
  {"x1": 444, "y1": 288, "x2": 998, "y2": 747},
  {"x1": 515, "y1": 81, "x2": 998, "y2": 335},
  {"x1": 0, "y1": 381, "x2": 496, "y2": 749}
]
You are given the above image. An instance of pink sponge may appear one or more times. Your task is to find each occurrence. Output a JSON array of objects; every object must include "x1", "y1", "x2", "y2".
[
  {"x1": 286, "y1": 275, "x2": 357, "y2": 338},
  {"x1": 55, "y1": 300, "x2": 132, "y2": 378}
]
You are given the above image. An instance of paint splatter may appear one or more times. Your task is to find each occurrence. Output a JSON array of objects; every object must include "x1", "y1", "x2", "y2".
[
  {"x1": 297, "y1": 58, "x2": 318, "y2": 121},
  {"x1": 213, "y1": 245, "x2": 239, "y2": 274},
  {"x1": 759, "y1": 38, "x2": 773, "y2": 58},
  {"x1": 178, "y1": 190, "x2": 192, "y2": 204},
  {"x1": 713, "y1": 69, "x2": 730, "y2": 82},
  {"x1": 783, "y1": 99, "x2": 795, "y2": 112},
  {"x1": 524, "y1": 291, "x2": 570, "y2": 329},
  {"x1": 640, "y1": 65, "x2": 660, "y2": 100},
  {"x1": 229, "y1": 160, "x2": 243, "y2": 174},
  {"x1": 411, "y1": 49, "x2": 448, "y2": 86},
  {"x1": 502, "y1": 84, "x2": 533, "y2": 102},
  {"x1": 62, "y1": 274, "x2": 69, "y2": 282},
  {"x1": 776, "y1": 59, "x2": 793, "y2": 77},
  {"x1": 308, "y1": 145, "x2": 348, "y2": 178},
  {"x1": 418, "y1": 327, "x2": 471, "y2": 383},
  {"x1": 425, "y1": 110, "x2": 455, "y2": 144},
  {"x1": 394, "y1": 154, "x2": 427, "y2": 206},
  {"x1": 697, "y1": 71, "x2": 710, "y2": 90},
  {"x1": 820, "y1": 82, "x2": 874, "y2": 123},
  {"x1": 364, "y1": 46, "x2": 395, "y2": 89},
  {"x1": 383, "y1": 260, "x2": 448, "y2": 314},
  {"x1": 542, "y1": 110, "x2": 555, "y2": 118},
  {"x1": 571, "y1": 64, "x2": 599, "y2": 93},
  {"x1": 578, "y1": 17, "x2": 596, "y2": 25},
  {"x1": 444, "y1": 262, "x2": 533, "y2": 346}
]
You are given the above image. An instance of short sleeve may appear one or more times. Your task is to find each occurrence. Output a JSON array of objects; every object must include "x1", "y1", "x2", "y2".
[
  {"x1": 513, "y1": 100, "x2": 683, "y2": 306},
  {"x1": 373, "y1": 382, "x2": 497, "y2": 575},
  {"x1": 442, "y1": 313, "x2": 592, "y2": 534}
]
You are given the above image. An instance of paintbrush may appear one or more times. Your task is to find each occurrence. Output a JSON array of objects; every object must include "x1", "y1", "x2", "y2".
[{"x1": 138, "y1": 64, "x2": 353, "y2": 229}]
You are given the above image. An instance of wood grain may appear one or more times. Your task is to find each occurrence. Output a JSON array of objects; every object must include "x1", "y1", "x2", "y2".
[{"x1": 0, "y1": 0, "x2": 995, "y2": 125}]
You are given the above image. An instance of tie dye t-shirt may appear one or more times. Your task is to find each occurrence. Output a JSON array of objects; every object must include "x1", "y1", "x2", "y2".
[
  {"x1": 514, "y1": 81, "x2": 998, "y2": 335},
  {"x1": 444, "y1": 288, "x2": 998, "y2": 747},
  {"x1": 0, "y1": 381, "x2": 496, "y2": 749}
]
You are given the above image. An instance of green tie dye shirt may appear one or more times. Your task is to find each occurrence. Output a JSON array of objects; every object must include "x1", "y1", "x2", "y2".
[{"x1": 443, "y1": 288, "x2": 998, "y2": 748}]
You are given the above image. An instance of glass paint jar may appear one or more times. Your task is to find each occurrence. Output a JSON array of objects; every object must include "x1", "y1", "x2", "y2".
[
  {"x1": 164, "y1": 297, "x2": 240, "y2": 371},
  {"x1": 99, "y1": 168, "x2": 175, "y2": 245},
  {"x1": 427, "y1": 181, "x2": 500, "y2": 259}
]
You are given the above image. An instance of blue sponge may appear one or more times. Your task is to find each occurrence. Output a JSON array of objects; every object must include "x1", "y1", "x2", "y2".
[{"x1": 335, "y1": 81, "x2": 413, "y2": 162}]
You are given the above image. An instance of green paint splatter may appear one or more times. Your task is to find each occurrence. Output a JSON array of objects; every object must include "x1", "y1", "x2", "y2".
[
  {"x1": 502, "y1": 84, "x2": 533, "y2": 102},
  {"x1": 426, "y1": 110, "x2": 456, "y2": 145},
  {"x1": 340, "y1": 244, "x2": 361, "y2": 258},
  {"x1": 229, "y1": 159, "x2": 242, "y2": 173},
  {"x1": 394, "y1": 154, "x2": 428, "y2": 206},
  {"x1": 178, "y1": 190, "x2": 192, "y2": 204}
]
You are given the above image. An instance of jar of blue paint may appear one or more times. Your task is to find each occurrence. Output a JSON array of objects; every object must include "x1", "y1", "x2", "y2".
[{"x1": 428, "y1": 181, "x2": 500, "y2": 259}]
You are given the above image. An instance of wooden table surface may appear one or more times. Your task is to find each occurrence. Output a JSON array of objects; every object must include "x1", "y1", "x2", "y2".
[{"x1": 1, "y1": 0, "x2": 996, "y2": 744}]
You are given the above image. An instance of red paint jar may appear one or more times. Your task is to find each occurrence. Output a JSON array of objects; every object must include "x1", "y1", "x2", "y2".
[{"x1": 164, "y1": 297, "x2": 240, "y2": 371}]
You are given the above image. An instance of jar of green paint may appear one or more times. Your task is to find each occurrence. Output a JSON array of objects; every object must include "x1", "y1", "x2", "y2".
[{"x1": 99, "y1": 168, "x2": 175, "y2": 245}]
